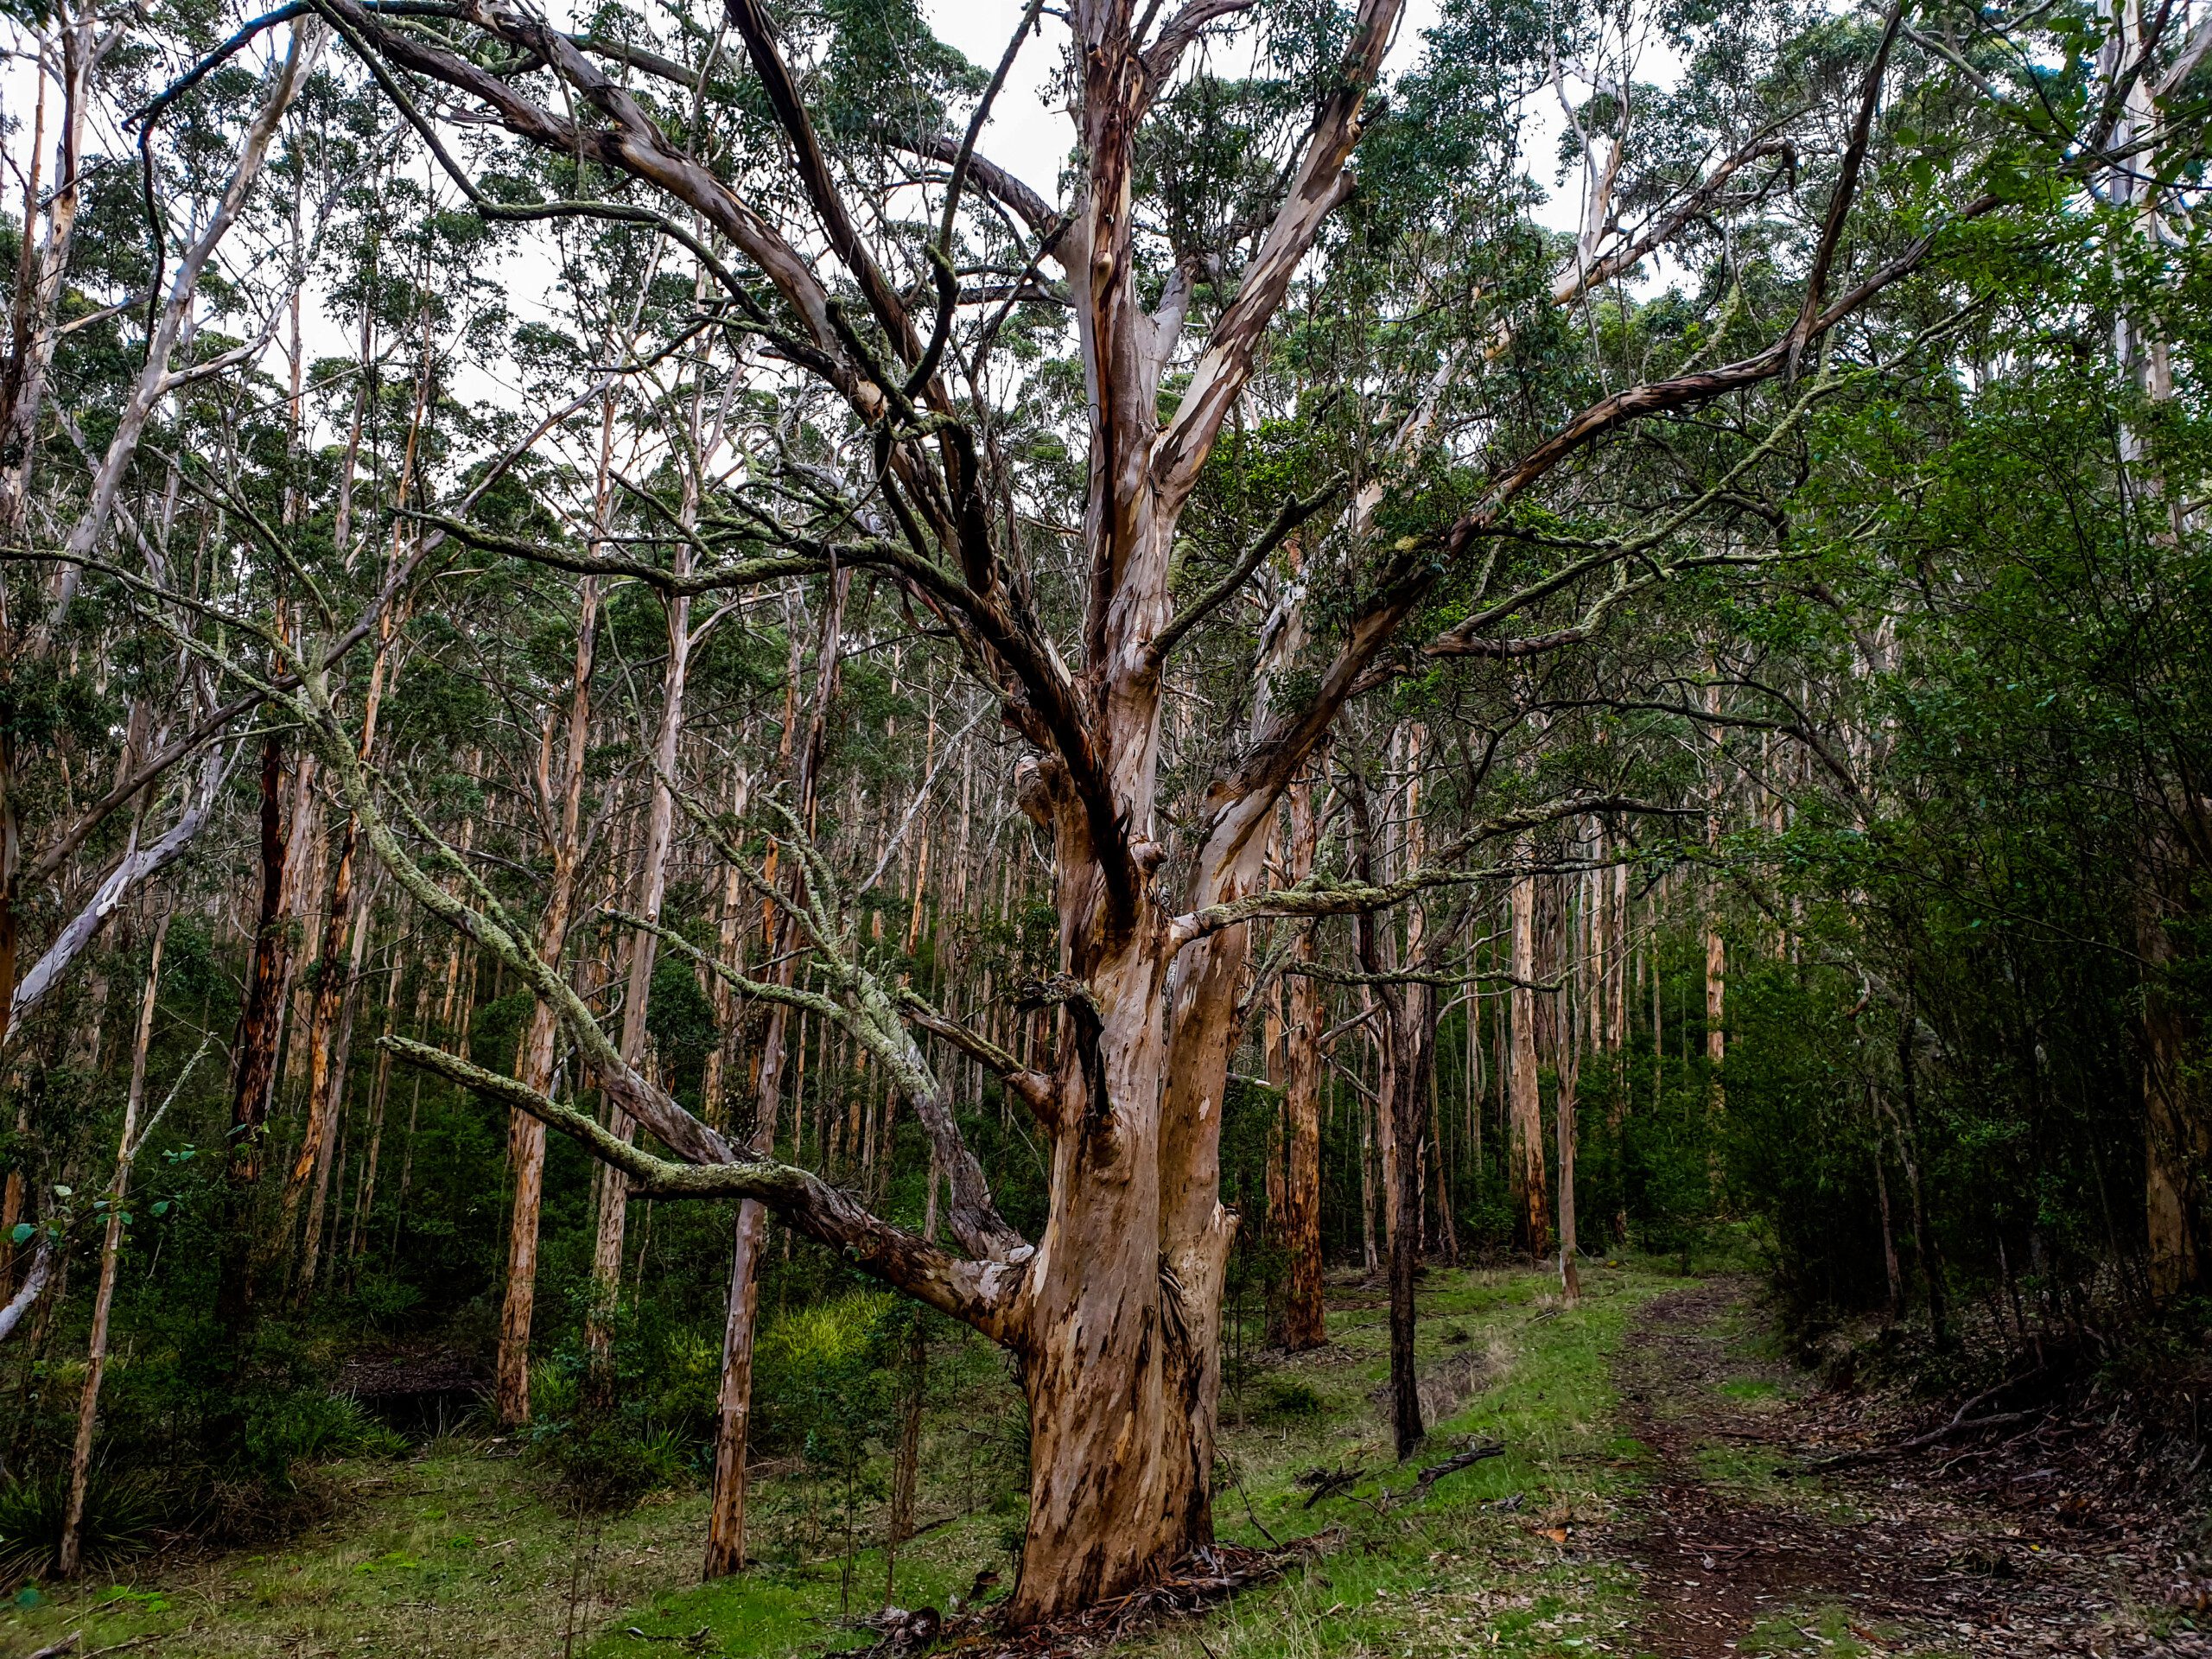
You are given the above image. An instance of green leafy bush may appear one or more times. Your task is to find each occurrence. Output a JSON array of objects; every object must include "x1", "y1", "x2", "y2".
[
  {"x1": 1250, "y1": 1377, "x2": 1325, "y2": 1423},
  {"x1": 243, "y1": 1392, "x2": 406, "y2": 1478}
]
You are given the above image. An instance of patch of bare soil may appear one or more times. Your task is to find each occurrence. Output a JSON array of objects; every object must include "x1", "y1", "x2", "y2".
[{"x1": 1614, "y1": 1280, "x2": 2209, "y2": 1657}]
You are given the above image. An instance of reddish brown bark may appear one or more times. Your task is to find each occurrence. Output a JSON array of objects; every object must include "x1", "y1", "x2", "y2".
[
  {"x1": 496, "y1": 575, "x2": 601, "y2": 1427},
  {"x1": 216, "y1": 734, "x2": 293, "y2": 1333}
]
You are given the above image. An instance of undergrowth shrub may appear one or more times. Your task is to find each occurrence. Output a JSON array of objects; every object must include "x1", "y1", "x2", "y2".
[{"x1": 0, "y1": 1467, "x2": 181, "y2": 1584}]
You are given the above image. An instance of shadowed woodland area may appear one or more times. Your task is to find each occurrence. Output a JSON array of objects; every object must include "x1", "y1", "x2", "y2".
[{"x1": 0, "y1": 0, "x2": 2208, "y2": 1652}]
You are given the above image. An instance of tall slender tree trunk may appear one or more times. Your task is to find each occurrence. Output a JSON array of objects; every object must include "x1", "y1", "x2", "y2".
[
  {"x1": 276, "y1": 518, "x2": 405, "y2": 1288},
  {"x1": 216, "y1": 734, "x2": 293, "y2": 1338},
  {"x1": 0, "y1": 0, "x2": 101, "y2": 531},
  {"x1": 583, "y1": 570, "x2": 690, "y2": 1407},
  {"x1": 1274, "y1": 773, "x2": 1325, "y2": 1350},
  {"x1": 2143, "y1": 859, "x2": 2206, "y2": 1300},
  {"x1": 1382, "y1": 983, "x2": 1434, "y2": 1459},
  {"x1": 1509, "y1": 871, "x2": 1550, "y2": 1258},
  {"x1": 60, "y1": 909, "x2": 166, "y2": 1577},
  {"x1": 346, "y1": 992, "x2": 395, "y2": 1276},
  {"x1": 704, "y1": 568, "x2": 845, "y2": 1577},
  {"x1": 297, "y1": 872, "x2": 377, "y2": 1299},
  {"x1": 1556, "y1": 1042, "x2": 1580, "y2": 1304},
  {"x1": 1872, "y1": 1106, "x2": 1903, "y2": 1320},
  {"x1": 1893, "y1": 1006, "x2": 1948, "y2": 1343},
  {"x1": 496, "y1": 576, "x2": 601, "y2": 1426}
]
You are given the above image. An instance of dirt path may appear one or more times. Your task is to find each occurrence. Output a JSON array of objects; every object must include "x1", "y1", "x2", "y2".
[{"x1": 1613, "y1": 1280, "x2": 2206, "y2": 1657}]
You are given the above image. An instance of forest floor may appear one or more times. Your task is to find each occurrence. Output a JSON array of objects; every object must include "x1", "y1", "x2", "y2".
[{"x1": 0, "y1": 1259, "x2": 2203, "y2": 1658}]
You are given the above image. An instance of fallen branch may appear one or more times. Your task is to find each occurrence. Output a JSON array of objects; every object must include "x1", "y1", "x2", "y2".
[
  {"x1": 1404, "y1": 1439, "x2": 1507, "y2": 1502},
  {"x1": 1802, "y1": 1369, "x2": 2048, "y2": 1469}
]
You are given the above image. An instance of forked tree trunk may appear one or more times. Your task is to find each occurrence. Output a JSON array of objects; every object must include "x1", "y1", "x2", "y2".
[
  {"x1": 1013, "y1": 955, "x2": 1224, "y2": 1622},
  {"x1": 0, "y1": 0, "x2": 103, "y2": 531}
]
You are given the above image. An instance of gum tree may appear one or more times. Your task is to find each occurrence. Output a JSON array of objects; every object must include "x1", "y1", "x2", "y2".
[{"x1": 128, "y1": 0, "x2": 2009, "y2": 1622}]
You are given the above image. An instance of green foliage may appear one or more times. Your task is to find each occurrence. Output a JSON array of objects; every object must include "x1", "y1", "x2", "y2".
[
  {"x1": 244, "y1": 1393, "x2": 409, "y2": 1478},
  {"x1": 0, "y1": 1470, "x2": 179, "y2": 1585}
]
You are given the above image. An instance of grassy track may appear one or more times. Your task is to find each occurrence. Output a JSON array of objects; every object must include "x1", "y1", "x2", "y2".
[{"x1": 0, "y1": 1259, "x2": 1692, "y2": 1658}]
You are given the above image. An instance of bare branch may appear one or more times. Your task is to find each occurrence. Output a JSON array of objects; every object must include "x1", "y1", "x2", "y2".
[{"x1": 382, "y1": 1037, "x2": 1022, "y2": 1337}]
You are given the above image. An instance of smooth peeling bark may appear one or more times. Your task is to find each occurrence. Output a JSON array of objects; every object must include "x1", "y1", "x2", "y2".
[
  {"x1": 703, "y1": 1193, "x2": 768, "y2": 1576},
  {"x1": 497, "y1": 998, "x2": 559, "y2": 1424},
  {"x1": 1016, "y1": 943, "x2": 1213, "y2": 1625}
]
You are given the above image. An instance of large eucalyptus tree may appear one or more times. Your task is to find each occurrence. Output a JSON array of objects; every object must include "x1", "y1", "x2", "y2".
[{"x1": 102, "y1": 0, "x2": 2016, "y2": 1622}]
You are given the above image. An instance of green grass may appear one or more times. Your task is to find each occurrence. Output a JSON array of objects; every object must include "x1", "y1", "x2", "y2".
[{"x1": 0, "y1": 1260, "x2": 1699, "y2": 1659}]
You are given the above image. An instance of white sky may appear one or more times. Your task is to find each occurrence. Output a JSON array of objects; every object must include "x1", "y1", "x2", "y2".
[
  {"x1": 924, "y1": 1, "x2": 1587, "y2": 227},
  {"x1": 3, "y1": 0, "x2": 1611, "y2": 474}
]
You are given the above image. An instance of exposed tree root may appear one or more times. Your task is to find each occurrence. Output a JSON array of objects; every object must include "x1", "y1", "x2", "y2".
[{"x1": 851, "y1": 1533, "x2": 1342, "y2": 1659}]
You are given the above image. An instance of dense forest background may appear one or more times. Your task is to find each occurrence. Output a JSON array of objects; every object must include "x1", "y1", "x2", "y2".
[{"x1": 0, "y1": 0, "x2": 2205, "y2": 1633}]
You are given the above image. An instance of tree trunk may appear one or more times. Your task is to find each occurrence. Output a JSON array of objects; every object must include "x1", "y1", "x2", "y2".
[
  {"x1": 703, "y1": 567, "x2": 844, "y2": 1576},
  {"x1": 1556, "y1": 1043, "x2": 1580, "y2": 1304},
  {"x1": 496, "y1": 575, "x2": 601, "y2": 1426},
  {"x1": 584, "y1": 462, "x2": 691, "y2": 1411},
  {"x1": 1893, "y1": 1008, "x2": 1948, "y2": 1343},
  {"x1": 1383, "y1": 984, "x2": 1434, "y2": 1460},
  {"x1": 0, "y1": 0, "x2": 101, "y2": 531},
  {"x1": 297, "y1": 873, "x2": 376, "y2": 1300},
  {"x1": 61, "y1": 910, "x2": 166, "y2": 1577},
  {"x1": 2143, "y1": 867, "x2": 2205, "y2": 1301},
  {"x1": 216, "y1": 734, "x2": 293, "y2": 1336},
  {"x1": 1509, "y1": 872, "x2": 1550, "y2": 1258},
  {"x1": 1872, "y1": 1113, "x2": 1902, "y2": 1320},
  {"x1": 1705, "y1": 924, "x2": 1726, "y2": 1108},
  {"x1": 346, "y1": 994, "x2": 394, "y2": 1277},
  {"x1": 1274, "y1": 773, "x2": 1325, "y2": 1351}
]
